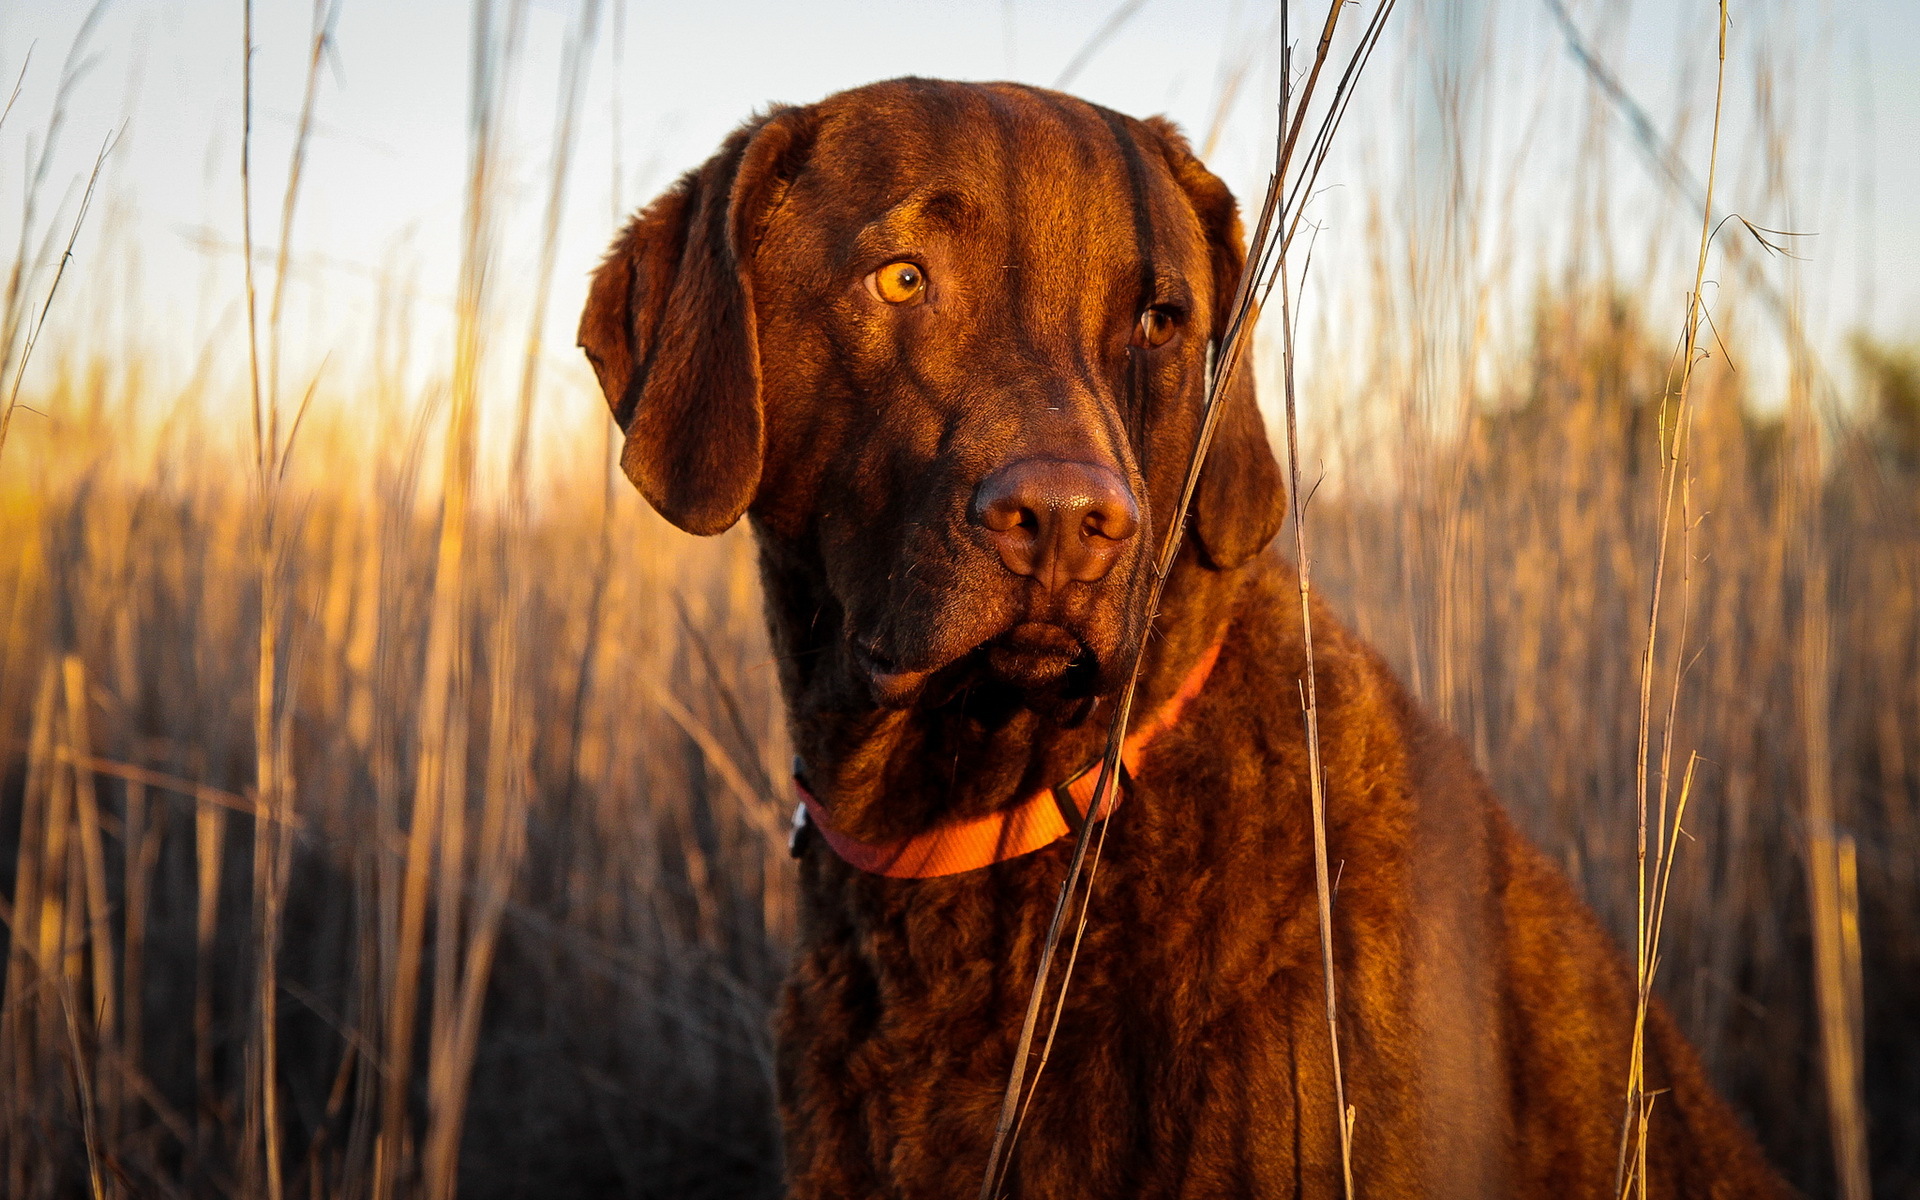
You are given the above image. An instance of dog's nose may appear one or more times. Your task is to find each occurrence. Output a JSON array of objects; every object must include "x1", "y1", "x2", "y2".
[{"x1": 971, "y1": 459, "x2": 1139, "y2": 589}]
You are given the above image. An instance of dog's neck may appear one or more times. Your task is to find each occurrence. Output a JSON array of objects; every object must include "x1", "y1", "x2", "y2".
[{"x1": 752, "y1": 527, "x2": 1244, "y2": 844}]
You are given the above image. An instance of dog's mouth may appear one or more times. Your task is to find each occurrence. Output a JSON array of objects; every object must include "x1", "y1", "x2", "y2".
[
  {"x1": 851, "y1": 640, "x2": 936, "y2": 708},
  {"x1": 983, "y1": 621, "x2": 1091, "y2": 691},
  {"x1": 853, "y1": 620, "x2": 1102, "y2": 713}
]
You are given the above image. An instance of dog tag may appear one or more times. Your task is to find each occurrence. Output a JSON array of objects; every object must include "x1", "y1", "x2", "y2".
[
  {"x1": 789, "y1": 801, "x2": 811, "y2": 857},
  {"x1": 790, "y1": 755, "x2": 814, "y2": 857}
]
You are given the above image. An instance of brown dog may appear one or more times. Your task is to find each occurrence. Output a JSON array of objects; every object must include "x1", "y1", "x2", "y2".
[{"x1": 579, "y1": 78, "x2": 1788, "y2": 1199}]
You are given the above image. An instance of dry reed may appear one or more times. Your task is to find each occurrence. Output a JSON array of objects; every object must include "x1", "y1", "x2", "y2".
[{"x1": 1613, "y1": 2, "x2": 1730, "y2": 1193}]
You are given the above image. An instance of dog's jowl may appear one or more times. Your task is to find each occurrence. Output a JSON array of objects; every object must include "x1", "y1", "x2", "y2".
[{"x1": 579, "y1": 78, "x2": 1788, "y2": 1199}]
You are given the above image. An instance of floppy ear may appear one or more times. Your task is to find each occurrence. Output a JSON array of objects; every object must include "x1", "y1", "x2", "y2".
[
  {"x1": 1145, "y1": 117, "x2": 1288, "y2": 570},
  {"x1": 578, "y1": 107, "x2": 812, "y2": 535}
]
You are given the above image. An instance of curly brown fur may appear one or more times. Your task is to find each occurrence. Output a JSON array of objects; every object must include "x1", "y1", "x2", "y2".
[{"x1": 580, "y1": 77, "x2": 1789, "y2": 1198}]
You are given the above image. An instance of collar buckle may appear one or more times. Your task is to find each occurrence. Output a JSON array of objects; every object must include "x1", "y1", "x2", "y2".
[{"x1": 1050, "y1": 759, "x2": 1133, "y2": 835}]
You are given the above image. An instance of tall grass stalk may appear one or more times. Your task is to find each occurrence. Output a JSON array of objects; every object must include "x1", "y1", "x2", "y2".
[
  {"x1": 238, "y1": 1, "x2": 337, "y2": 1194},
  {"x1": 420, "y1": 4, "x2": 601, "y2": 1198},
  {"x1": 0, "y1": 0, "x2": 113, "y2": 468},
  {"x1": 980, "y1": 5, "x2": 1394, "y2": 1195},
  {"x1": 1792, "y1": 190, "x2": 1874, "y2": 1200},
  {"x1": 1616, "y1": 2, "x2": 1727, "y2": 1193},
  {"x1": 0, "y1": 132, "x2": 110, "y2": 469},
  {"x1": 377, "y1": 3, "x2": 524, "y2": 1195},
  {"x1": 1278, "y1": 194, "x2": 1353, "y2": 1200}
]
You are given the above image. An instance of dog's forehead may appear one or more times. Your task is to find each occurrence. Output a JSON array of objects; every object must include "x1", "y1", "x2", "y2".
[{"x1": 800, "y1": 79, "x2": 1205, "y2": 268}]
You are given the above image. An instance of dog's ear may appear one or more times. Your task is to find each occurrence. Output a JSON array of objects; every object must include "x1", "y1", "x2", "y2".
[
  {"x1": 1144, "y1": 116, "x2": 1288, "y2": 570},
  {"x1": 579, "y1": 107, "x2": 812, "y2": 535}
]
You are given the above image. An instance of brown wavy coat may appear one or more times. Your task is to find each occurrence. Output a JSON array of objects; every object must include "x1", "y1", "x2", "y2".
[{"x1": 578, "y1": 77, "x2": 1789, "y2": 1199}]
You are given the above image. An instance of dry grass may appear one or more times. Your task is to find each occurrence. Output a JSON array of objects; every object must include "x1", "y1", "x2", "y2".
[
  {"x1": 1307, "y1": 294, "x2": 1919, "y2": 1200},
  {"x1": 1, "y1": 2, "x2": 1917, "y2": 1198},
  {"x1": 7, "y1": 297, "x2": 1913, "y2": 1200}
]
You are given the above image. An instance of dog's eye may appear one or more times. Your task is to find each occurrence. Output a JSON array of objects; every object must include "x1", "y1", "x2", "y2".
[
  {"x1": 1133, "y1": 307, "x2": 1179, "y2": 348},
  {"x1": 869, "y1": 261, "x2": 927, "y2": 305}
]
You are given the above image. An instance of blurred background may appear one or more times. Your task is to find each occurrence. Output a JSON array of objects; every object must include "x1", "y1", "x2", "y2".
[{"x1": 0, "y1": 0, "x2": 1915, "y2": 1196}]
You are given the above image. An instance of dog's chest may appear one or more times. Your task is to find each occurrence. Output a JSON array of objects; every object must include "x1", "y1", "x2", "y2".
[{"x1": 777, "y1": 798, "x2": 1355, "y2": 1198}]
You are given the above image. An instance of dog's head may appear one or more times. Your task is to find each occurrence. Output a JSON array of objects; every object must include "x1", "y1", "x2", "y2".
[{"x1": 580, "y1": 79, "x2": 1283, "y2": 714}]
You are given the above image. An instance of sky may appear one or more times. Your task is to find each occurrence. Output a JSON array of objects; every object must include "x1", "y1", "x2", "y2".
[{"x1": 1, "y1": 0, "x2": 1915, "y2": 447}]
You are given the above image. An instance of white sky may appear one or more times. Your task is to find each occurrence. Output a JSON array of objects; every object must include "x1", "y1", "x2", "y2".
[{"x1": 2, "y1": 0, "x2": 1915, "y2": 454}]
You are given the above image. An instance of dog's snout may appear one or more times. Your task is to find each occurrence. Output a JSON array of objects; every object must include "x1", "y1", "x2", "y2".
[{"x1": 971, "y1": 459, "x2": 1139, "y2": 589}]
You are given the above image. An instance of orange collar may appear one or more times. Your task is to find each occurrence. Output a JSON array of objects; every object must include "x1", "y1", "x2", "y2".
[{"x1": 791, "y1": 640, "x2": 1223, "y2": 879}]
